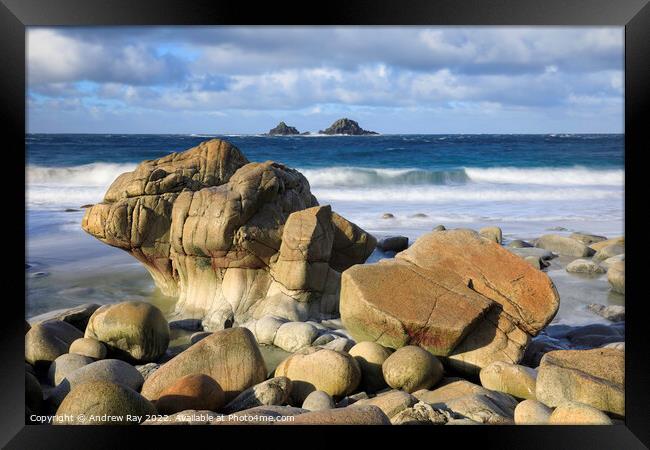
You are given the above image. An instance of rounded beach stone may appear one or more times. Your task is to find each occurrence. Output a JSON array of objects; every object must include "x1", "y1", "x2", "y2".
[
  {"x1": 349, "y1": 341, "x2": 392, "y2": 393},
  {"x1": 433, "y1": 225, "x2": 446, "y2": 232},
  {"x1": 48, "y1": 358, "x2": 144, "y2": 407},
  {"x1": 479, "y1": 226, "x2": 502, "y2": 244},
  {"x1": 566, "y1": 259, "x2": 606, "y2": 274},
  {"x1": 569, "y1": 232, "x2": 607, "y2": 246},
  {"x1": 84, "y1": 301, "x2": 170, "y2": 363},
  {"x1": 607, "y1": 260, "x2": 624, "y2": 294},
  {"x1": 155, "y1": 374, "x2": 225, "y2": 414},
  {"x1": 514, "y1": 399, "x2": 552, "y2": 424},
  {"x1": 69, "y1": 337, "x2": 107, "y2": 359},
  {"x1": 48, "y1": 353, "x2": 94, "y2": 386},
  {"x1": 535, "y1": 234, "x2": 595, "y2": 257},
  {"x1": 254, "y1": 316, "x2": 286, "y2": 345},
  {"x1": 141, "y1": 327, "x2": 267, "y2": 403},
  {"x1": 548, "y1": 401, "x2": 613, "y2": 425},
  {"x1": 273, "y1": 322, "x2": 318, "y2": 352},
  {"x1": 55, "y1": 380, "x2": 156, "y2": 425},
  {"x1": 382, "y1": 346, "x2": 443, "y2": 393},
  {"x1": 302, "y1": 390, "x2": 335, "y2": 411},
  {"x1": 593, "y1": 244, "x2": 624, "y2": 263},
  {"x1": 535, "y1": 348, "x2": 624, "y2": 417},
  {"x1": 222, "y1": 376, "x2": 292, "y2": 414},
  {"x1": 274, "y1": 347, "x2": 361, "y2": 404},
  {"x1": 382, "y1": 213, "x2": 395, "y2": 219},
  {"x1": 25, "y1": 319, "x2": 83, "y2": 367},
  {"x1": 589, "y1": 236, "x2": 624, "y2": 252},
  {"x1": 479, "y1": 361, "x2": 537, "y2": 400}
]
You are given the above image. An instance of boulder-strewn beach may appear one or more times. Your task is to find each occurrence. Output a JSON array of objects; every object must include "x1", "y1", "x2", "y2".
[{"x1": 26, "y1": 139, "x2": 624, "y2": 425}]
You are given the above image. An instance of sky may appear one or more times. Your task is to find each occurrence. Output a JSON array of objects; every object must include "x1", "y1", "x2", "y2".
[{"x1": 26, "y1": 26, "x2": 624, "y2": 134}]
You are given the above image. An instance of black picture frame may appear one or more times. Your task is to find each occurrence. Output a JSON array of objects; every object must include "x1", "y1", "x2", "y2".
[{"x1": 3, "y1": 0, "x2": 649, "y2": 447}]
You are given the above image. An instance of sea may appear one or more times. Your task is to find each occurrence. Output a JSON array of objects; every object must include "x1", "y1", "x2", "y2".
[{"x1": 26, "y1": 133, "x2": 625, "y2": 325}]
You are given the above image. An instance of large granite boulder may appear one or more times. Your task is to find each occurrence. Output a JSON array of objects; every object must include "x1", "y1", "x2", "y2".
[
  {"x1": 84, "y1": 301, "x2": 169, "y2": 363},
  {"x1": 319, "y1": 118, "x2": 378, "y2": 135},
  {"x1": 81, "y1": 139, "x2": 375, "y2": 329},
  {"x1": 141, "y1": 327, "x2": 267, "y2": 403},
  {"x1": 341, "y1": 229, "x2": 560, "y2": 375},
  {"x1": 536, "y1": 348, "x2": 624, "y2": 417}
]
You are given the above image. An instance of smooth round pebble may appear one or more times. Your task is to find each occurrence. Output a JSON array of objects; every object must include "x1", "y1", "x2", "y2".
[
  {"x1": 349, "y1": 341, "x2": 392, "y2": 393},
  {"x1": 69, "y1": 337, "x2": 107, "y2": 359},
  {"x1": 302, "y1": 390, "x2": 335, "y2": 411},
  {"x1": 382, "y1": 346, "x2": 443, "y2": 393},
  {"x1": 48, "y1": 353, "x2": 94, "y2": 386}
]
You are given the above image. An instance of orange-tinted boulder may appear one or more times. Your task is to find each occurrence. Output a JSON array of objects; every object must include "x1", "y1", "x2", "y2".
[
  {"x1": 341, "y1": 229, "x2": 560, "y2": 374},
  {"x1": 155, "y1": 374, "x2": 225, "y2": 414}
]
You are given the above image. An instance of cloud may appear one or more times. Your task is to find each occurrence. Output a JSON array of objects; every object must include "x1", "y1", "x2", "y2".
[
  {"x1": 26, "y1": 26, "x2": 624, "y2": 133},
  {"x1": 28, "y1": 29, "x2": 188, "y2": 86}
]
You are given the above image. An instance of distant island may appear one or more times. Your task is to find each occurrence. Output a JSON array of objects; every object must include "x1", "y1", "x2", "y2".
[
  {"x1": 320, "y1": 118, "x2": 378, "y2": 135},
  {"x1": 268, "y1": 121, "x2": 300, "y2": 135},
  {"x1": 266, "y1": 118, "x2": 378, "y2": 136}
]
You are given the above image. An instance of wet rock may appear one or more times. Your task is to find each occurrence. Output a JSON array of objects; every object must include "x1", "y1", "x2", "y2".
[
  {"x1": 377, "y1": 236, "x2": 408, "y2": 252},
  {"x1": 587, "y1": 304, "x2": 624, "y2": 322},
  {"x1": 607, "y1": 260, "x2": 625, "y2": 294},
  {"x1": 569, "y1": 232, "x2": 607, "y2": 246},
  {"x1": 566, "y1": 259, "x2": 605, "y2": 274},
  {"x1": 535, "y1": 234, "x2": 595, "y2": 257}
]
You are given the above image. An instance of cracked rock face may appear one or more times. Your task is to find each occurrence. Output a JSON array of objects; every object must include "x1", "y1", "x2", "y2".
[
  {"x1": 340, "y1": 229, "x2": 560, "y2": 375},
  {"x1": 82, "y1": 139, "x2": 376, "y2": 329}
]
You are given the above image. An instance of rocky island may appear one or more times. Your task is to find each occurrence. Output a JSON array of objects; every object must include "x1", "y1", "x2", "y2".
[
  {"x1": 268, "y1": 121, "x2": 300, "y2": 135},
  {"x1": 25, "y1": 138, "x2": 624, "y2": 426},
  {"x1": 319, "y1": 118, "x2": 378, "y2": 135}
]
